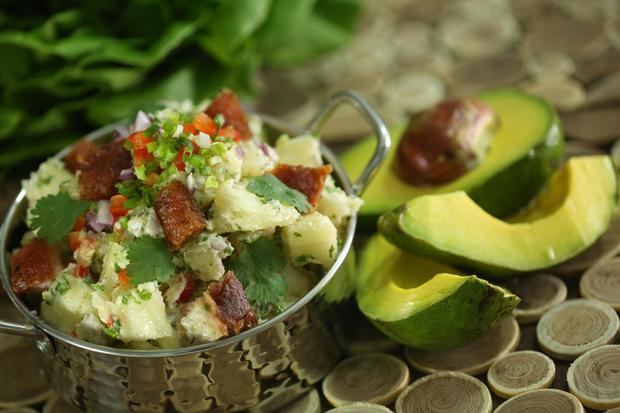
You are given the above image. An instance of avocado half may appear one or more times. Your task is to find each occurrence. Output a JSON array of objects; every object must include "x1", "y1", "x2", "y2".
[
  {"x1": 356, "y1": 235, "x2": 520, "y2": 350},
  {"x1": 341, "y1": 88, "x2": 563, "y2": 220},
  {"x1": 379, "y1": 156, "x2": 618, "y2": 277}
]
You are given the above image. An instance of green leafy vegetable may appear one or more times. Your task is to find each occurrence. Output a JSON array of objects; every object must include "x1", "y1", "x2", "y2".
[
  {"x1": 126, "y1": 236, "x2": 176, "y2": 285},
  {"x1": 29, "y1": 192, "x2": 92, "y2": 243},
  {"x1": 247, "y1": 175, "x2": 312, "y2": 213},
  {"x1": 229, "y1": 236, "x2": 287, "y2": 306},
  {"x1": 0, "y1": 0, "x2": 360, "y2": 170}
]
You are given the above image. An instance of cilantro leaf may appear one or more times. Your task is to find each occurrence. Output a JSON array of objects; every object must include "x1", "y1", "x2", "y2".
[
  {"x1": 126, "y1": 236, "x2": 176, "y2": 285},
  {"x1": 29, "y1": 192, "x2": 92, "y2": 243},
  {"x1": 229, "y1": 237, "x2": 287, "y2": 306},
  {"x1": 246, "y1": 175, "x2": 311, "y2": 213}
]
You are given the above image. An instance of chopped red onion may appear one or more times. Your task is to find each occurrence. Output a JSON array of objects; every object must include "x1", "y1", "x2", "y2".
[
  {"x1": 186, "y1": 173, "x2": 197, "y2": 193},
  {"x1": 209, "y1": 236, "x2": 228, "y2": 252},
  {"x1": 87, "y1": 211, "x2": 107, "y2": 233},
  {"x1": 134, "y1": 111, "x2": 152, "y2": 132},
  {"x1": 234, "y1": 146, "x2": 245, "y2": 159},
  {"x1": 96, "y1": 200, "x2": 113, "y2": 227},
  {"x1": 196, "y1": 133, "x2": 211, "y2": 148},
  {"x1": 259, "y1": 142, "x2": 270, "y2": 157},
  {"x1": 114, "y1": 124, "x2": 132, "y2": 141},
  {"x1": 118, "y1": 167, "x2": 135, "y2": 180}
]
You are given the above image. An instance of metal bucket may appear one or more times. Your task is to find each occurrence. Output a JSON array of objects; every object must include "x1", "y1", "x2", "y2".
[{"x1": 0, "y1": 91, "x2": 391, "y2": 413}]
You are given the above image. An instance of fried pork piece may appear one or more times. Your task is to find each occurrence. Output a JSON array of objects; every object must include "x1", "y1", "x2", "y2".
[
  {"x1": 155, "y1": 181, "x2": 207, "y2": 250},
  {"x1": 11, "y1": 239, "x2": 63, "y2": 294},
  {"x1": 77, "y1": 141, "x2": 132, "y2": 200},
  {"x1": 63, "y1": 140, "x2": 101, "y2": 173},
  {"x1": 272, "y1": 164, "x2": 333, "y2": 207},
  {"x1": 205, "y1": 89, "x2": 251, "y2": 140},
  {"x1": 208, "y1": 271, "x2": 257, "y2": 335}
]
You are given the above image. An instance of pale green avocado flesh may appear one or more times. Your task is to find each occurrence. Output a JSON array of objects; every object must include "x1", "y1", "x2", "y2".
[
  {"x1": 356, "y1": 235, "x2": 520, "y2": 350},
  {"x1": 341, "y1": 88, "x2": 563, "y2": 219},
  {"x1": 379, "y1": 156, "x2": 618, "y2": 277}
]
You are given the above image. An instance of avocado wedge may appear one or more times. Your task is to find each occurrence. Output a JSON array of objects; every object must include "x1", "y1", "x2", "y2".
[
  {"x1": 379, "y1": 156, "x2": 618, "y2": 277},
  {"x1": 356, "y1": 235, "x2": 520, "y2": 350},
  {"x1": 341, "y1": 88, "x2": 563, "y2": 220}
]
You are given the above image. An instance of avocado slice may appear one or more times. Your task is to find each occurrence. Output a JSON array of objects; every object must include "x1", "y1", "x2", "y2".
[
  {"x1": 356, "y1": 235, "x2": 520, "y2": 350},
  {"x1": 379, "y1": 156, "x2": 618, "y2": 277},
  {"x1": 341, "y1": 88, "x2": 563, "y2": 219}
]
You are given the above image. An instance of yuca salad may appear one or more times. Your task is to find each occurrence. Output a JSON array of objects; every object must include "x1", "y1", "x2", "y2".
[{"x1": 10, "y1": 89, "x2": 362, "y2": 349}]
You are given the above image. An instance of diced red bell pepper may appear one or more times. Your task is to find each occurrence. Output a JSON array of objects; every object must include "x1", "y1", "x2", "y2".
[
  {"x1": 68, "y1": 231, "x2": 82, "y2": 251},
  {"x1": 127, "y1": 132, "x2": 155, "y2": 150},
  {"x1": 177, "y1": 274, "x2": 196, "y2": 303},
  {"x1": 118, "y1": 269, "x2": 131, "y2": 287},
  {"x1": 217, "y1": 125, "x2": 242, "y2": 142},
  {"x1": 75, "y1": 264, "x2": 89, "y2": 278},
  {"x1": 73, "y1": 215, "x2": 86, "y2": 231},
  {"x1": 174, "y1": 142, "x2": 200, "y2": 172},
  {"x1": 192, "y1": 113, "x2": 217, "y2": 136},
  {"x1": 183, "y1": 123, "x2": 199, "y2": 135}
]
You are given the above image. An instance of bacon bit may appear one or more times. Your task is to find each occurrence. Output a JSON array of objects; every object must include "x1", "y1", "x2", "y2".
[
  {"x1": 154, "y1": 181, "x2": 207, "y2": 251},
  {"x1": 205, "y1": 89, "x2": 251, "y2": 140},
  {"x1": 177, "y1": 274, "x2": 196, "y2": 304},
  {"x1": 118, "y1": 269, "x2": 131, "y2": 287},
  {"x1": 75, "y1": 265, "x2": 89, "y2": 278},
  {"x1": 68, "y1": 231, "x2": 82, "y2": 251},
  {"x1": 10, "y1": 239, "x2": 63, "y2": 295},
  {"x1": 208, "y1": 272, "x2": 257, "y2": 335},
  {"x1": 78, "y1": 141, "x2": 132, "y2": 200},
  {"x1": 272, "y1": 164, "x2": 333, "y2": 207},
  {"x1": 64, "y1": 140, "x2": 101, "y2": 173},
  {"x1": 73, "y1": 215, "x2": 87, "y2": 231}
]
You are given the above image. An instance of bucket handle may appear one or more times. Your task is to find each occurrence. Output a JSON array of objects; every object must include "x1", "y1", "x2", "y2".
[{"x1": 306, "y1": 90, "x2": 391, "y2": 196}]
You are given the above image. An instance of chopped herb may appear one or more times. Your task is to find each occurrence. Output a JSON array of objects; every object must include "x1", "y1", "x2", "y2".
[
  {"x1": 103, "y1": 319, "x2": 121, "y2": 340},
  {"x1": 293, "y1": 232, "x2": 302, "y2": 238},
  {"x1": 92, "y1": 282, "x2": 104, "y2": 291},
  {"x1": 121, "y1": 289, "x2": 151, "y2": 305},
  {"x1": 29, "y1": 193, "x2": 92, "y2": 243},
  {"x1": 126, "y1": 236, "x2": 176, "y2": 284},
  {"x1": 246, "y1": 175, "x2": 311, "y2": 213},
  {"x1": 295, "y1": 254, "x2": 315, "y2": 264},
  {"x1": 147, "y1": 339, "x2": 161, "y2": 348},
  {"x1": 329, "y1": 245, "x2": 335, "y2": 259},
  {"x1": 214, "y1": 114, "x2": 225, "y2": 128},
  {"x1": 229, "y1": 237, "x2": 287, "y2": 307}
]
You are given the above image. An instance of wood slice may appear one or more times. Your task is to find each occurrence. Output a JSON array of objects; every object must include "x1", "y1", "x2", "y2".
[
  {"x1": 536, "y1": 299, "x2": 620, "y2": 361},
  {"x1": 562, "y1": 107, "x2": 620, "y2": 145},
  {"x1": 552, "y1": 210, "x2": 620, "y2": 276},
  {"x1": 322, "y1": 353, "x2": 409, "y2": 407},
  {"x1": 275, "y1": 390, "x2": 321, "y2": 413},
  {"x1": 567, "y1": 345, "x2": 620, "y2": 411},
  {"x1": 580, "y1": 257, "x2": 620, "y2": 310},
  {"x1": 395, "y1": 372, "x2": 492, "y2": 413},
  {"x1": 494, "y1": 389, "x2": 585, "y2": 413},
  {"x1": 487, "y1": 350, "x2": 556, "y2": 398},
  {"x1": 404, "y1": 317, "x2": 520, "y2": 375},
  {"x1": 504, "y1": 273, "x2": 567, "y2": 324},
  {"x1": 326, "y1": 403, "x2": 394, "y2": 413}
]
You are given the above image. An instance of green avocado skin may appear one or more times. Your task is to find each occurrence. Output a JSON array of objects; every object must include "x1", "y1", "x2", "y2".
[
  {"x1": 368, "y1": 276, "x2": 519, "y2": 351},
  {"x1": 468, "y1": 111, "x2": 564, "y2": 218}
]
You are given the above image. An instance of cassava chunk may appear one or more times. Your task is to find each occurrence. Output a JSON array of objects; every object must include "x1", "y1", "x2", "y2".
[
  {"x1": 63, "y1": 140, "x2": 101, "y2": 172},
  {"x1": 206, "y1": 89, "x2": 251, "y2": 140},
  {"x1": 208, "y1": 272, "x2": 257, "y2": 334},
  {"x1": 155, "y1": 180, "x2": 207, "y2": 250},
  {"x1": 272, "y1": 164, "x2": 333, "y2": 207},
  {"x1": 78, "y1": 141, "x2": 132, "y2": 200},
  {"x1": 11, "y1": 239, "x2": 63, "y2": 294}
]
